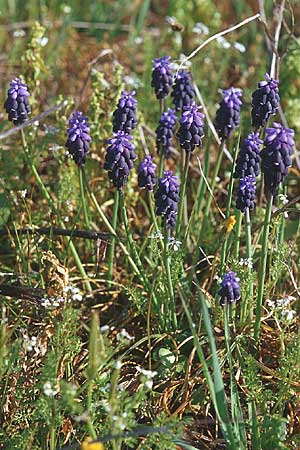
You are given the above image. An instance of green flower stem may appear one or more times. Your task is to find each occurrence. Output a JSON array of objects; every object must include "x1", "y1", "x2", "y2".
[
  {"x1": 107, "y1": 190, "x2": 119, "y2": 282},
  {"x1": 20, "y1": 129, "x2": 92, "y2": 292},
  {"x1": 79, "y1": 166, "x2": 93, "y2": 256},
  {"x1": 119, "y1": 192, "x2": 156, "y2": 304},
  {"x1": 189, "y1": 140, "x2": 225, "y2": 285},
  {"x1": 233, "y1": 210, "x2": 242, "y2": 260},
  {"x1": 148, "y1": 191, "x2": 164, "y2": 250},
  {"x1": 164, "y1": 226, "x2": 177, "y2": 330},
  {"x1": 175, "y1": 151, "x2": 190, "y2": 239},
  {"x1": 81, "y1": 169, "x2": 142, "y2": 281},
  {"x1": 244, "y1": 207, "x2": 253, "y2": 322},
  {"x1": 254, "y1": 195, "x2": 273, "y2": 341},
  {"x1": 158, "y1": 98, "x2": 164, "y2": 178}
]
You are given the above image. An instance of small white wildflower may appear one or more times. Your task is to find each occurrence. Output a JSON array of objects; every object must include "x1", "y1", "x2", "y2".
[
  {"x1": 278, "y1": 194, "x2": 289, "y2": 205},
  {"x1": 37, "y1": 36, "x2": 48, "y2": 47},
  {"x1": 134, "y1": 36, "x2": 143, "y2": 45},
  {"x1": 62, "y1": 4, "x2": 72, "y2": 14},
  {"x1": 145, "y1": 379, "x2": 154, "y2": 390},
  {"x1": 123, "y1": 75, "x2": 143, "y2": 89},
  {"x1": 277, "y1": 297, "x2": 292, "y2": 307},
  {"x1": 64, "y1": 216, "x2": 69, "y2": 222},
  {"x1": 13, "y1": 29, "x2": 26, "y2": 38},
  {"x1": 266, "y1": 299, "x2": 276, "y2": 308},
  {"x1": 20, "y1": 189, "x2": 27, "y2": 198},
  {"x1": 170, "y1": 53, "x2": 192, "y2": 71},
  {"x1": 168, "y1": 237, "x2": 182, "y2": 252},
  {"x1": 149, "y1": 231, "x2": 164, "y2": 240},
  {"x1": 115, "y1": 360, "x2": 122, "y2": 370},
  {"x1": 72, "y1": 293, "x2": 83, "y2": 302},
  {"x1": 284, "y1": 211, "x2": 289, "y2": 218},
  {"x1": 192, "y1": 22, "x2": 209, "y2": 35},
  {"x1": 216, "y1": 36, "x2": 231, "y2": 49},
  {"x1": 117, "y1": 329, "x2": 134, "y2": 342},
  {"x1": 43, "y1": 382, "x2": 58, "y2": 397},
  {"x1": 281, "y1": 309, "x2": 296, "y2": 321},
  {"x1": 34, "y1": 120, "x2": 39, "y2": 127},
  {"x1": 100, "y1": 325, "x2": 110, "y2": 333},
  {"x1": 233, "y1": 42, "x2": 246, "y2": 53},
  {"x1": 166, "y1": 16, "x2": 177, "y2": 25}
]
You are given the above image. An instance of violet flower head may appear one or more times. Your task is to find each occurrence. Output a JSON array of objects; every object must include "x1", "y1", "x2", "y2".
[
  {"x1": 156, "y1": 108, "x2": 177, "y2": 158},
  {"x1": 112, "y1": 90, "x2": 137, "y2": 134},
  {"x1": 177, "y1": 104, "x2": 205, "y2": 152},
  {"x1": 215, "y1": 87, "x2": 242, "y2": 140},
  {"x1": 236, "y1": 176, "x2": 256, "y2": 213},
  {"x1": 171, "y1": 70, "x2": 195, "y2": 111},
  {"x1": 4, "y1": 78, "x2": 30, "y2": 125},
  {"x1": 151, "y1": 56, "x2": 173, "y2": 100},
  {"x1": 138, "y1": 155, "x2": 157, "y2": 191},
  {"x1": 104, "y1": 131, "x2": 136, "y2": 191},
  {"x1": 251, "y1": 73, "x2": 280, "y2": 129},
  {"x1": 65, "y1": 111, "x2": 91, "y2": 166},
  {"x1": 154, "y1": 170, "x2": 180, "y2": 229},
  {"x1": 261, "y1": 122, "x2": 295, "y2": 196},
  {"x1": 219, "y1": 271, "x2": 241, "y2": 306},
  {"x1": 234, "y1": 132, "x2": 262, "y2": 179}
]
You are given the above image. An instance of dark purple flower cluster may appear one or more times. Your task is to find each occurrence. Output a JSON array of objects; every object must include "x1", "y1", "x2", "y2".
[
  {"x1": 4, "y1": 78, "x2": 30, "y2": 124},
  {"x1": 156, "y1": 108, "x2": 177, "y2": 158},
  {"x1": 138, "y1": 155, "x2": 157, "y2": 191},
  {"x1": 215, "y1": 87, "x2": 243, "y2": 140},
  {"x1": 219, "y1": 271, "x2": 241, "y2": 306},
  {"x1": 171, "y1": 70, "x2": 195, "y2": 111},
  {"x1": 104, "y1": 131, "x2": 137, "y2": 191},
  {"x1": 177, "y1": 104, "x2": 205, "y2": 152},
  {"x1": 65, "y1": 111, "x2": 91, "y2": 166},
  {"x1": 155, "y1": 171, "x2": 180, "y2": 229},
  {"x1": 151, "y1": 56, "x2": 173, "y2": 100},
  {"x1": 234, "y1": 132, "x2": 262, "y2": 179},
  {"x1": 112, "y1": 91, "x2": 137, "y2": 134},
  {"x1": 261, "y1": 122, "x2": 295, "y2": 196},
  {"x1": 251, "y1": 73, "x2": 280, "y2": 129},
  {"x1": 236, "y1": 176, "x2": 256, "y2": 213}
]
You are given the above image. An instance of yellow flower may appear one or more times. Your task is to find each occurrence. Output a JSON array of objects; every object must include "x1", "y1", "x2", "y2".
[
  {"x1": 81, "y1": 438, "x2": 104, "y2": 450},
  {"x1": 225, "y1": 215, "x2": 236, "y2": 233}
]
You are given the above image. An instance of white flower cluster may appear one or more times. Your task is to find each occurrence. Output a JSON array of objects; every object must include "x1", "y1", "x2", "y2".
[
  {"x1": 22, "y1": 332, "x2": 40, "y2": 354},
  {"x1": 136, "y1": 366, "x2": 157, "y2": 390},
  {"x1": 168, "y1": 238, "x2": 182, "y2": 252},
  {"x1": 116, "y1": 329, "x2": 134, "y2": 343},
  {"x1": 40, "y1": 286, "x2": 83, "y2": 309},
  {"x1": 192, "y1": 22, "x2": 209, "y2": 35},
  {"x1": 216, "y1": 36, "x2": 246, "y2": 53},
  {"x1": 239, "y1": 257, "x2": 253, "y2": 269},
  {"x1": 43, "y1": 382, "x2": 58, "y2": 397},
  {"x1": 267, "y1": 295, "x2": 297, "y2": 321}
]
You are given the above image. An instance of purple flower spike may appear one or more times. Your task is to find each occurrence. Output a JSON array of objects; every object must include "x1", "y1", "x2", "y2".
[
  {"x1": 171, "y1": 70, "x2": 195, "y2": 111},
  {"x1": 138, "y1": 155, "x2": 157, "y2": 191},
  {"x1": 234, "y1": 132, "x2": 262, "y2": 179},
  {"x1": 215, "y1": 87, "x2": 243, "y2": 140},
  {"x1": 156, "y1": 108, "x2": 177, "y2": 158},
  {"x1": 261, "y1": 122, "x2": 295, "y2": 196},
  {"x1": 154, "y1": 170, "x2": 180, "y2": 229},
  {"x1": 151, "y1": 56, "x2": 173, "y2": 100},
  {"x1": 219, "y1": 271, "x2": 241, "y2": 306},
  {"x1": 113, "y1": 90, "x2": 137, "y2": 133},
  {"x1": 236, "y1": 176, "x2": 256, "y2": 213},
  {"x1": 65, "y1": 111, "x2": 91, "y2": 166},
  {"x1": 4, "y1": 78, "x2": 30, "y2": 124},
  {"x1": 104, "y1": 131, "x2": 137, "y2": 191},
  {"x1": 177, "y1": 104, "x2": 205, "y2": 152},
  {"x1": 251, "y1": 73, "x2": 280, "y2": 129}
]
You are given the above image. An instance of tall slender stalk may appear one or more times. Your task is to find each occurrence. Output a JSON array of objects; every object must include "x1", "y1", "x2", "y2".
[
  {"x1": 254, "y1": 195, "x2": 273, "y2": 341},
  {"x1": 175, "y1": 151, "x2": 190, "y2": 239},
  {"x1": 233, "y1": 210, "x2": 242, "y2": 260},
  {"x1": 79, "y1": 166, "x2": 93, "y2": 256},
  {"x1": 158, "y1": 98, "x2": 165, "y2": 178},
  {"x1": 20, "y1": 129, "x2": 92, "y2": 292},
  {"x1": 107, "y1": 190, "x2": 119, "y2": 281},
  {"x1": 244, "y1": 208, "x2": 253, "y2": 322},
  {"x1": 163, "y1": 226, "x2": 177, "y2": 329}
]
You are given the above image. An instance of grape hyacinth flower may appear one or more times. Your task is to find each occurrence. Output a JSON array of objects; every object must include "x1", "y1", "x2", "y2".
[
  {"x1": 104, "y1": 131, "x2": 137, "y2": 191},
  {"x1": 219, "y1": 271, "x2": 241, "y2": 306},
  {"x1": 138, "y1": 155, "x2": 157, "y2": 191},
  {"x1": 155, "y1": 171, "x2": 180, "y2": 229},
  {"x1": 156, "y1": 108, "x2": 177, "y2": 158},
  {"x1": 112, "y1": 90, "x2": 137, "y2": 134},
  {"x1": 236, "y1": 176, "x2": 256, "y2": 213},
  {"x1": 261, "y1": 123, "x2": 295, "y2": 196},
  {"x1": 65, "y1": 111, "x2": 91, "y2": 166},
  {"x1": 251, "y1": 73, "x2": 280, "y2": 129},
  {"x1": 171, "y1": 70, "x2": 195, "y2": 111},
  {"x1": 234, "y1": 132, "x2": 262, "y2": 179},
  {"x1": 151, "y1": 56, "x2": 173, "y2": 100},
  {"x1": 215, "y1": 87, "x2": 243, "y2": 140},
  {"x1": 4, "y1": 78, "x2": 30, "y2": 124},
  {"x1": 177, "y1": 104, "x2": 205, "y2": 152}
]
